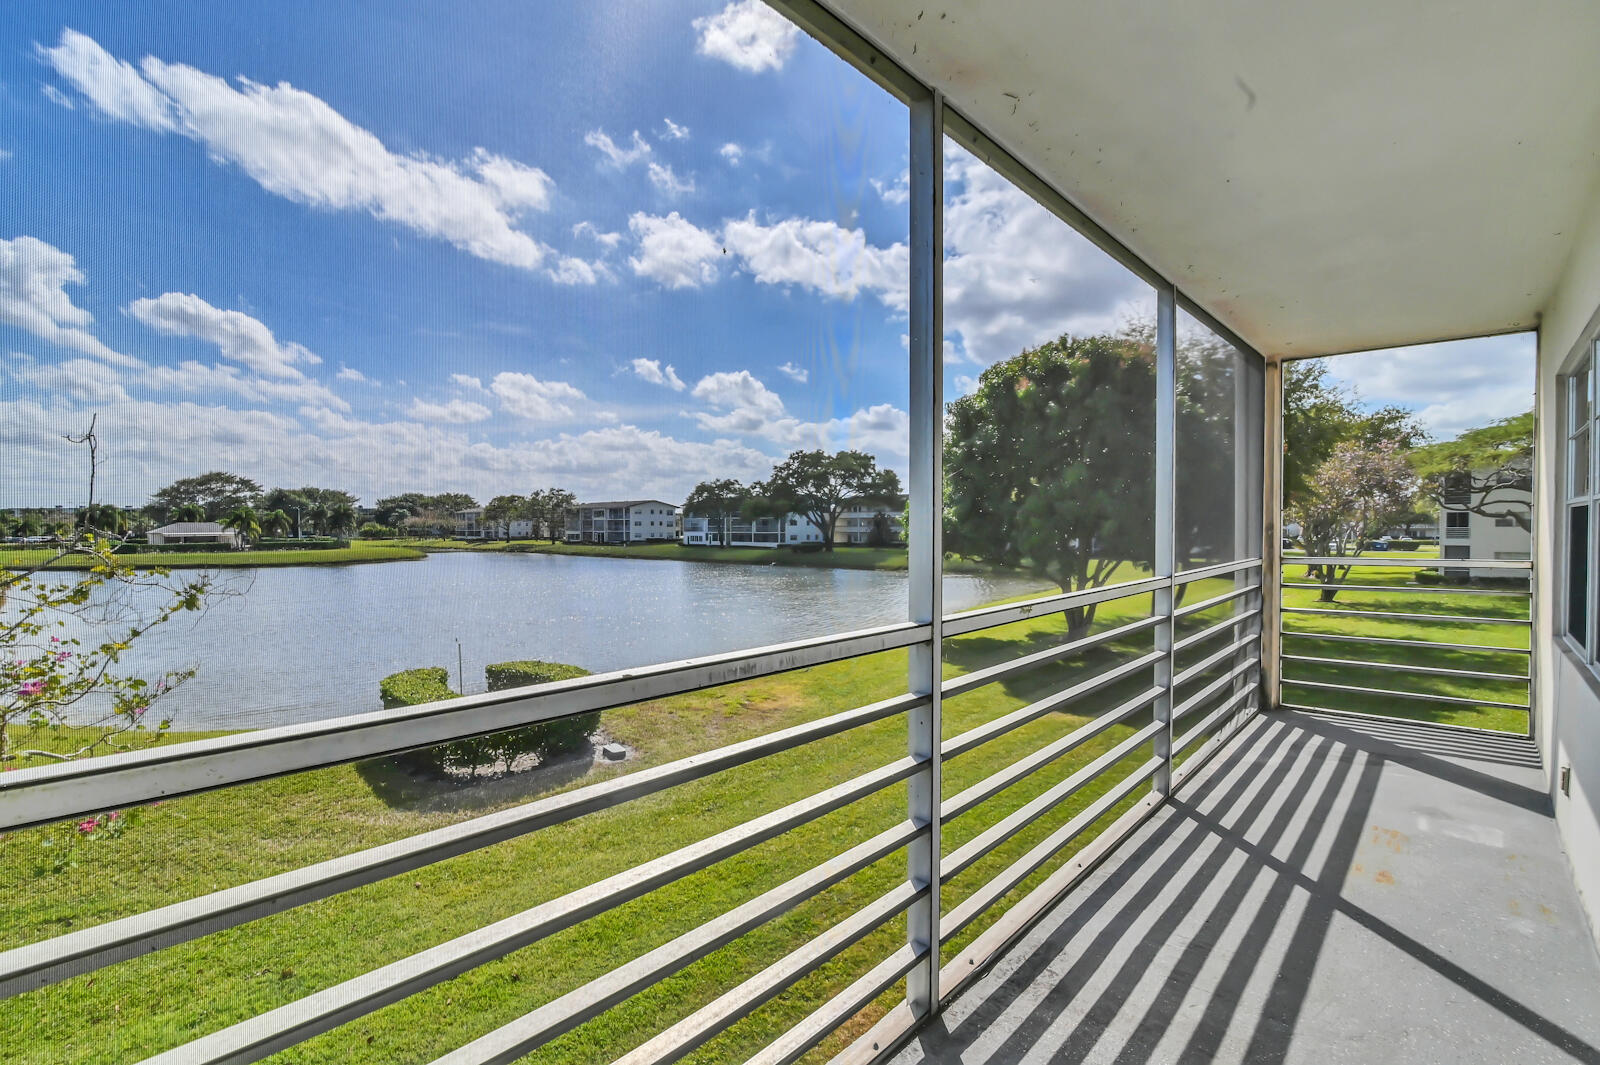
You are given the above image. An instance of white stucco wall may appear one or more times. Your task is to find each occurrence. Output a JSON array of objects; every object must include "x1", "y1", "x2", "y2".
[{"x1": 1534, "y1": 173, "x2": 1600, "y2": 949}]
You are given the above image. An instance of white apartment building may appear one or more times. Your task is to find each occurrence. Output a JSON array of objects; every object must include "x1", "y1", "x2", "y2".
[
  {"x1": 1440, "y1": 468, "x2": 1533, "y2": 579},
  {"x1": 565, "y1": 500, "x2": 679, "y2": 543},
  {"x1": 681, "y1": 503, "x2": 903, "y2": 548},
  {"x1": 452, "y1": 508, "x2": 533, "y2": 540}
]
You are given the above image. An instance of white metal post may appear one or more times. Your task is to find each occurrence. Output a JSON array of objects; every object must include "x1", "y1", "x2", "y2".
[
  {"x1": 1153, "y1": 286, "x2": 1177, "y2": 794},
  {"x1": 1262, "y1": 358, "x2": 1285, "y2": 710},
  {"x1": 906, "y1": 87, "x2": 944, "y2": 1017}
]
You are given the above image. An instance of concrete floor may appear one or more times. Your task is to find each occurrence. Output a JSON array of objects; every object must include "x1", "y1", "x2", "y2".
[{"x1": 893, "y1": 710, "x2": 1600, "y2": 1065}]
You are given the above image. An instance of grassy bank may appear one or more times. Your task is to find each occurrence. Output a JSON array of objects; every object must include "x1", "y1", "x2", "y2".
[
  {"x1": 3, "y1": 576, "x2": 1207, "y2": 1065},
  {"x1": 1, "y1": 543, "x2": 426, "y2": 570},
  {"x1": 1278, "y1": 555, "x2": 1530, "y2": 733},
  {"x1": 1, "y1": 556, "x2": 1525, "y2": 1062},
  {"x1": 406, "y1": 538, "x2": 1004, "y2": 574}
]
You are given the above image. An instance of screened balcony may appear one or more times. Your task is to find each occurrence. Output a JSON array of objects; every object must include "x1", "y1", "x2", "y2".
[{"x1": 5, "y1": 2, "x2": 1600, "y2": 1064}]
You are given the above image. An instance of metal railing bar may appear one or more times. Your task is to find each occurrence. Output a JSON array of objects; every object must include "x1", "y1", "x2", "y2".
[
  {"x1": 940, "y1": 756, "x2": 1162, "y2": 942},
  {"x1": 741, "y1": 943, "x2": 924, "y2": 1065},
  {"x1": 941, "y1": 688, "x2": 1159, "y2": 823},
  {"x1": 1278, "y1": 703, "x2": 1535, "y2": 741},
  {"x1": 1280, "y1": 606, "x2": 1529, "y2": 626},
  {"x1": 1170, "y1": 697, "x2": 1262, "y2": 793},
  {"x1": 611, "y1": 885, "x2": 915, "y2": 1065},
  {"x1": 1280, "y1": 582, "x2": 1530, "y2": 597},
  {"x1": 1282, "y1": 630, "x2": 1530, "y2": 655},
  {"x1": 941, "y1": 577, "x2": 1166, "y2": 638},
  {"x1": 1173, "y1": 633, "x2": 1260, "y2": 689},
  {"x1": 1173, "y1": 660, "x2": 1256, "y2": 722},
  {"x1": 428, "y1": 834, "x2": 922, "y2": 1065},
  {"x1": 1174, "y1": 558, "x2": 1263, "y2": 585},
  {"x1": 0, "y1": 692, "x2": 924, "y2": 999},
  {"x1": 1172, "y1": 686, "x2": 1256, "y2": 755},
  {"x1": 940, "y1": 722, "x2": 1162, "y2": 884},
  {"x1": 1281, "y1": 654, "x2": 1529, "y2": 683},
  {"x1": 1174, "y1": 608, "x2": 1262, "y2": 654},
  {"x1": 0, "y1": 620, "x2": 930, "y2": 833},
  {"x1": 1289, "y1": 557, "x2": 1531, "y2": 571},
  {"x1": 940, "y1": 654, "x2": 1164, "y2": 761},
  {"x1": 1281, "y1": 678, "x2": 1529, "y2": 711},
  {"x1": 134, "y1": 763, "x2": 922, "y2": 1065},
  {"x1": 942, "y1": 615, "x2": 1162, "y2": 698},
  {"x1": 1175, "y1": 585, "x2": 1256, "y2": 619}
]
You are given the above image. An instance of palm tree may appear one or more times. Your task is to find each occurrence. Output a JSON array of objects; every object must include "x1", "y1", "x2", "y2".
[
  {"x1": 13, "y1": 514, "x2": 42, "y2": 538},
  {"x1": 261, "y1": 508, "x2": 292, "y2": 538},
  {"x1": 171, "y1": 503, "x2": 206, "y2": 523},
  {"x1": 322, "y1": 501, "x2": 357, "y2": 537},
  {"x1": 77, "y1": 503, "x2": 129, "y2": 537},
  {"x1": 220, "y1": 505, "x2": 261, "y2": 550},
  {"x1": 305, "y1": 501, "x2": 329, "y2": 536}
]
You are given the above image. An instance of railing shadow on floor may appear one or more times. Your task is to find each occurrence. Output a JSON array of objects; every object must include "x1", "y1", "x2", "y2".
[{"x1": 898, "y1": 712, "x2": 1600, "y2": 1065}]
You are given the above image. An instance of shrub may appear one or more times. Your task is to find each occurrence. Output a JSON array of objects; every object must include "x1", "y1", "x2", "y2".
[
  {"x1": 373, "y1": 661, "x2": 595, "y2": 781},
  {"x1": 486, "y1": 660, "x2": 596, "y2": 759},
  {"x1": 358, "y1": 522, "x2": 398, "y2": 539}
]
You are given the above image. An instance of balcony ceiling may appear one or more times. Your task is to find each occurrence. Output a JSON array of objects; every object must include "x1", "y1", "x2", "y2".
[{"x1": 830, "y1": 1, "x2": 1600, "y2": 357}]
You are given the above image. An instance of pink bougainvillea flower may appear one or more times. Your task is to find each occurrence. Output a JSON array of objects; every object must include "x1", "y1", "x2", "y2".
[
  {"x1": 17, "y1": 680, "x2": 45, "y2": 696},
  {"x1": 76, "y1": 820, "x2": 98, "y2": 834}
]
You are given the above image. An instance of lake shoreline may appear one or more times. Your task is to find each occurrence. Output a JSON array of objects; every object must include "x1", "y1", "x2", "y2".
[
  {"x1": 2, "y1": 544, "x2": 428, "y2": 571},
  {"x1": 411, "y1": 538, "x2": 1008, "y2": 574}
]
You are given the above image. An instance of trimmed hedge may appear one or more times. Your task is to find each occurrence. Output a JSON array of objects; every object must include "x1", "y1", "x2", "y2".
[
  {"x1": 254, "y1": 538, "x2": 352, "y2": 550},
  {"x1": 375, "y1": 660, "x2": 595, "y2": 780},
  {"x1": 486, "y1": 660, "x2": 597, "y2": 759}
]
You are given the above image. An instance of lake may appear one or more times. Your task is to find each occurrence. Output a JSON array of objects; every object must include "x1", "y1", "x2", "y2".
[{"x1": 66, "y1": 552, "x2": 1050, "y2": 730}]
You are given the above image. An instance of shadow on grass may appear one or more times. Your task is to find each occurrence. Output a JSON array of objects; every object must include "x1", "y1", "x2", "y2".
[{"x1": 353, "y1": 738, "x2": 603, "y2": 814}]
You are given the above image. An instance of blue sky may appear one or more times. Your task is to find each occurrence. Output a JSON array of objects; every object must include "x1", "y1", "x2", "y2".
[{"x1": 0, "y1": 2, "x2": 1532, "y2": 509}]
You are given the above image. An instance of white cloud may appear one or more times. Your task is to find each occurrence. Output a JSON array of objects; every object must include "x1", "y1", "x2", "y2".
[
  {"x1": 693, "y1": 0, "x2": 800, "y2": 74},
  {"x1": 450, "y1": 373, "x2": 485, "y2": 392},
  {"x1": 721, "y1": 213, "x2": 908, "y2": 310},
  {"x1": 627, "y1": 211, "x2": 721, "y2": 289},
  {"x1": 942, "y1": 146, "x2": 1152, "y2": 366},
  {"x1": 631, "y1": 358, "x2": 686, "y2": 391},
  {"x1": 406, "y1": 397, "x2": 492, "y2": 423},
  {"x1": 871, "y1": 171, "x2": 910, "y2": 206},
  {"x1": 661, "y1": 118, "x2": 690, "y2": 141},
  {"x1": 0, "y1": 236, "x2": 137, "y2": 366},
  {"x1": 572, "y1": 221, "x2": 623, "y2": 249},
  {"x1": 548, "y1": 256, "x2": 602, "y2": 286},
  {"x1": 490, "y1": 371, "x2": 586, "y2": 421},
  {"x1": 126, "y1": 292, "x2": 319, "y2": 379},
  {"x1": 1319, "y1": 333, "x2": 1536, "y2": 439},
  {"x1": 41, "y1": 29, "x2": 555, "y2": 271},
  {"x1": 38, "y1": 29, "x2": 171, "y2": 128},
  {"x1": 719, "y1": 142, "x2": 744, "y2": 166},
  {"x1": 777, "y1": 361, "x2": 808, "y2": 383},
  {"x1": 41, "y1": 83, "x2": 77, "y2": 111},
  {"x1": 584, "y1": 128, "x2": 651, "y2": 169},
  {"x1": 692, "y1": 370, "x2": 786, "y2": 420},
  {"x1": 13, "y1": 357, "x2": 130, "y2": 404},
  {"x1": 140, "y1": 359, "x2": 351, "y2": 412},
  {"x1": 689, "y1": 367, "x2": 907, "y2": 463},
  {"x1": 336, "y1": 365, "x2": 367, "y2": 382},
  {"x1": 952, "y1": 374, "x2": 979, "y2": 397},
  {"x1": 647, "y1": 162, "x2": 695, "y2": 196}
]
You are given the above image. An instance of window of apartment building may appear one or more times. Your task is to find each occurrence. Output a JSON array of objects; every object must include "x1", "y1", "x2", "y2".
[
  {"x1": 1445, "y1": 512, "x2": 1470, "y2": 536},
  {"x1": 1563, "y1": 339, "x2": 1599, "y2": 657}
]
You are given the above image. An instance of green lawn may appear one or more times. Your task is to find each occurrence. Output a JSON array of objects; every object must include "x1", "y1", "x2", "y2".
[
  {"x1": 405, "y1": 538, "x2": 1004, "y2": 574},
  {"x1": 1, "y1": 543, "x2": 426, "y2": 570},
  {"x1": 3, "y1": 552, "x2": 1510, "y2": 1064},
  {"x1": 2, "y1": 573, "x2": 1204, "y2": 1065},
  {"x1": 1278, "y1": 556, "x2": 1531, "y2": 733}
]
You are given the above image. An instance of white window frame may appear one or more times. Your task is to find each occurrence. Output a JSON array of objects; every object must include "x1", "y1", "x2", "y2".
[{"x1": 1561, "y1": 337, "x2": 1600, "y2": 663}]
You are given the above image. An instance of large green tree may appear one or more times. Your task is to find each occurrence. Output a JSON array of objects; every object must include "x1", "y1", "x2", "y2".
[
  {"x1": 483, "y1": 494, "x2": 528, "y2": 541},
  {"x1": 527, "y1": 488, "x2": 577, "y2": 543},
  {"x1": 755, "y1": 452, "x2": 900, "y2": 552},
  {"x1": 1409, "y1": 409, "x2": 1533, "y2": 532},
  {"x1": 944, "y1": 332, "x2": 1159, "y2": 637},
  {"x1": 682, "y1": 479, "x2": 752, "y2": 548},
  {"x1": 147, "y1": 471, "x2": 263, "y2": 523},
  {"x1": 1283, "y1": 360, "x2": 1426, "y2": 509}
]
